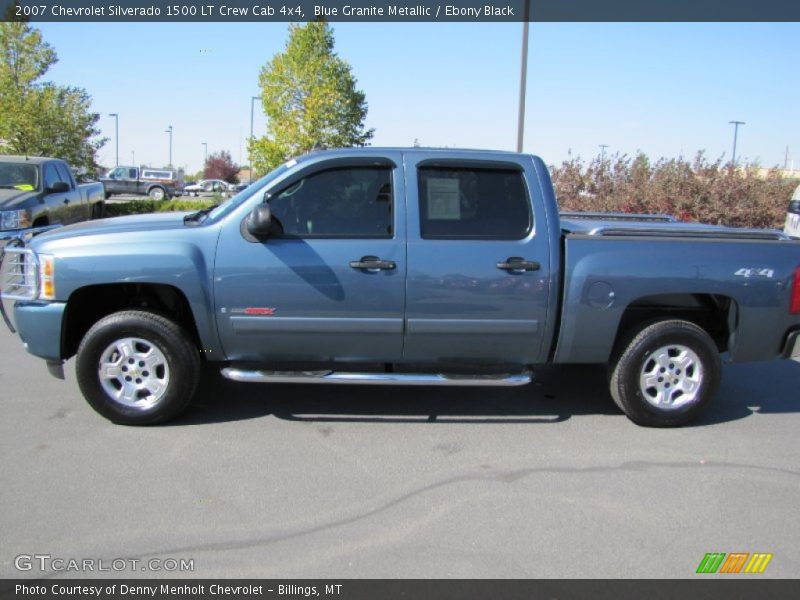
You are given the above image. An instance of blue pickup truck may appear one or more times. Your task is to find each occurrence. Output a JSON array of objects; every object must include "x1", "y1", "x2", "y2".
[{"x1": 2, "y1": 148, "x2": 799, "y2": 427}]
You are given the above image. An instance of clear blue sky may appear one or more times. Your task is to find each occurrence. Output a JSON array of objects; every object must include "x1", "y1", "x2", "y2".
[{"x1": 35, "y1": 21, "x2": 800, "y2": 173}]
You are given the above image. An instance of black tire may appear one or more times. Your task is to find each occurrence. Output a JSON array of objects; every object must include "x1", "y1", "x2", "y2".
[
  {"x1": 609, "y1": 319, "x2": 721, "y2": 427},
  {"x1": 90, "y1": 201, "x2": 105, "y2": 220},
  {"x1": 75, "y1": 311, "x2": 200, "y2": 425},
  {"x1": 148, "y1": 186, "x2": 166, "y2": 201}
]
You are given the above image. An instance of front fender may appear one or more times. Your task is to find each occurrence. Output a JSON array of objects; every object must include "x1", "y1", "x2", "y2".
[{"x1": 49, "y1": 240, "x2": 223, "y2": 361}]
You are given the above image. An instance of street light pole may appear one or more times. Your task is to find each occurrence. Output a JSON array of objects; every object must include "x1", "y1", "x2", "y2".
[
  {"x1": 250, "y1": 96, "x2": 262, "y2": 140},
  {"x1": 165, "y1": 125, "x2": 173, "y2": 167},
  {"x1": 109, "y1": 113, "x2": 119, "y2": 166},
  {"x1": 516, "y1": 0, "x2": 530, "y2": 153},
  {"x1": 729, "y1": 120, "x2": 745, "y2": 166},
  {"x1": 250, "y1": 95, "x2": 262, "y2": 183},
  {"x1": 131, "y1": 150, "x2": 135, "y2": 165},
  {"x1": 202, "y1": 142, "x2": 208, "y2": 171}
]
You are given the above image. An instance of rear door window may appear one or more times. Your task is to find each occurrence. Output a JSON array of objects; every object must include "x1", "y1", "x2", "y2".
[{"x1": 417, "y1": 167, "x2": 531, "y2": 239}]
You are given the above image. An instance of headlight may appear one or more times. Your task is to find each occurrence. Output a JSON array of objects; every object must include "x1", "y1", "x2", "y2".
[
  {"x1": 1, "y1": 209, "x2": 31, "y2": 231},
  {"x1": 38, "y1": 254, "x2": 56, "y2": 300}
]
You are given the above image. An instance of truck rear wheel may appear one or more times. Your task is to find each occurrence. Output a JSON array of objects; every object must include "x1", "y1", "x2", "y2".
[
  {"x1": 75, "y1": 311, "x2": 200, "y2": 425},
  {"x1": 91, "y1": 201, "x2": 105, "y2": 219},
  {"x1": 148, "y1": 187, "x2": 167, "y2": 201},
  {"x1": 609, "y1": 319, "x2": 721, "y2": 427}
]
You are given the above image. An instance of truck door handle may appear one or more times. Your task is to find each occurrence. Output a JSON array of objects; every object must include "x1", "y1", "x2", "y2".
[
  {"x1": 497, "y1": 257, "x2": 540, "y2": 273},
  {"x1": 349, "y1": 256, "x2": 396, "y2": 272}
]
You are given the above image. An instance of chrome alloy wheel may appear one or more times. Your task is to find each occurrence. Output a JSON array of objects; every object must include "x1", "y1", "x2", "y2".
[
  {"x1": 638, "y1": 344, "x2": 703, "y2": 410},
  {"x1": 98, "y1": 337, "x2": 170, "y2": 410}
]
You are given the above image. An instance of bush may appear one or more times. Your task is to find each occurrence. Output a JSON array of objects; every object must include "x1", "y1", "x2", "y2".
[
  {"x1": 551, "y1": 152, "x2": 797, "y2": 229},
  {"x1": 104, "y1": 199, "x2": 217, "y2": 217}
]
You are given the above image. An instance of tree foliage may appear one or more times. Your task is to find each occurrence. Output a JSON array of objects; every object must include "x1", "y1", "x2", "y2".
[
  {"x1": 248, "y1": 21, "x2": 373, "y2": 175},
  {"x1": 0, "y1": 21, "x2": 104, "y2": 172},
  {"x1": 551, "y1": 152, "x2": 796, "y2": 229},
  {"x1": 204, "y1": 150, "x2": 239, "y2": 183}
]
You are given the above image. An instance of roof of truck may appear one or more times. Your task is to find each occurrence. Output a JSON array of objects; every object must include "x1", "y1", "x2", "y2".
[
  {"x1": 298, "y1": 146, "x2": 529, "y2": 160},
  {"x1": 0, "y1": 155, "x2": 59, "y2": 165}
]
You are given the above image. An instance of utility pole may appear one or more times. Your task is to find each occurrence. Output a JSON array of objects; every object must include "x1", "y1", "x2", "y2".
[
  {"x1": 131, "y1": 150, "x2": 135, "y2": 165},
  {"x1": 784, "y1": 146, "x2": 789, "y2": 170},
  {"x1": 729, "y1": 120, "x2": 745, "y2": 166},
  {"x1": 165, "y1": 125, "x2": 173, "y2": 167},
  {"x1": 202, "y1": 142, "x2": 208, "y2": 172},
  {"x1": 599, "y1": 144, "x2": 608, "y2": 163},
  {"x1": 108, "y1": 113, "x2": 119, "y2": 166},
  {"x1": 516, "y1": 0, "x2": 531, "y2": 153}
]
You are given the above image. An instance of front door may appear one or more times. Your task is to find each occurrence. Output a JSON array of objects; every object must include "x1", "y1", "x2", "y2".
[
  {"x1": 214, "y1": 157, "x2": 406, "y2": 363},
  {"x1": 403, "y1": 154, "x2": 553, "y2": 366}
]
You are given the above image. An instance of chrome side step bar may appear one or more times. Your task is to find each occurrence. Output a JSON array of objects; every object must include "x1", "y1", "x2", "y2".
[{"x1": 220, "y1": 368, "x2": 531, "y2": 387}]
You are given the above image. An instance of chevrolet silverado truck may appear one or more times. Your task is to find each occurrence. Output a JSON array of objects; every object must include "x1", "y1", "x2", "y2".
[
  {"x1": 2, "y1": 148, "x2": 799, "y2": 427},
  {"x1": 0, "y1": 156, "x2": 105, "y2": 245}
]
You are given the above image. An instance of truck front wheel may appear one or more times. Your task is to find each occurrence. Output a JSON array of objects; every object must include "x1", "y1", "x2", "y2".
[
  {"x1": 75, "y1": 311, "x2": 200, "y2": 425},
  {"x1": 609, "y1": 319, "x2": 721, "y2": 427}
]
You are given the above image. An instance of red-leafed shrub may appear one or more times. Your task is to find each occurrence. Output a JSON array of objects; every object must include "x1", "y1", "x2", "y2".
[{"x1": 551, "y1": 152, "x2": 797, "y2": 229}]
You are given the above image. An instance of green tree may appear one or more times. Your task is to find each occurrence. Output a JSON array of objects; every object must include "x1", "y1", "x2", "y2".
[
  {"x1": 0, "y1": 21, "x2": 105, "y2": 171},
  {"x1": 248, "y1": 21, "x2": 373, "y2": 175}
]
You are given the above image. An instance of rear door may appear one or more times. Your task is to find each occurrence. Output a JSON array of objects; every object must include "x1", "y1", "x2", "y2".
[
  {"x1": 42, "y1": 162, "x2": 81, "y2": 224},
  {"x1": 403, "y1": 154, "x2": 553, "y2": 365},
  {"x1": 54, "y1": 163, "x2": 89, "y2": 222},
  {"x1": 214, "y1": 154, "x2": 406, "y2": 363}
]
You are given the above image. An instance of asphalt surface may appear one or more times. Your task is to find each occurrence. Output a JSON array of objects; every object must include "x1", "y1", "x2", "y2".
[{"x1": 0, "y1": 322, "x2": 798, "y2": 579}]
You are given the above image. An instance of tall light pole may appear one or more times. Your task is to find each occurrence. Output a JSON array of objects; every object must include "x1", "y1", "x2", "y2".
[
  {"x1": 131, "y1": 150, "x2": 135, "y2": 165},
  {"x1": 516, "y1": 0, "x2": 530, "y2": 153},
  {"x1": 249, "y1": 95, "x2": 262, "y2": 183},
  {"x1": 599, "y1": 144, "x2": 608, "y2": 163},
  {"x1": 729, "y1": 120, "x2": 745, "y2": 166},
  {"x1": 108, "y1": 113, "x2": 119, "y2": 166},
  {"x1": 202, "y1": 142, "x2": 208, "y2": 171},
  {"x1": 165, "y1": 125, "x2": 173, "y2": 167},
  {"x1": 250, "y1": 96, "x2": 262, "y2": 140}
]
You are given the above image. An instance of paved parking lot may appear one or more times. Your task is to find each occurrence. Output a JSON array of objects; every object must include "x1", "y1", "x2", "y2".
[{"x1": 0, "y1": 322, "x2": 798, "y2": 579}]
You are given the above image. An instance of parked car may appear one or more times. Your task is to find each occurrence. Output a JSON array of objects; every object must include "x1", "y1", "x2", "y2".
[
  {"x1": 0, "y1": 156, "x2": 105, "y2": 246},
  {"x1": 183, "y1": 179, "x2": 230, "y2": 197},
  {"x1": 2, "y1": 148, "x2": 799, "y2": 427},
  {"x1": 101, "y1": 166, "x2": 179, "y2": 200},
  {"x1": 228, "y1": 182, "x2": 250, "y2": 194},
  {"x1": 784, "y1": 184, "x2": 800, "y2": 238}
]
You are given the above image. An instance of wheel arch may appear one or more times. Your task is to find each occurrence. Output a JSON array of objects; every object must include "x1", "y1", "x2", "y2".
[
  {"x1": 611, "y1": 293, "x2": 738, "y2": 363},
  {"x1": 62, "y1": 282, "x2": 207, "y2": 360}
]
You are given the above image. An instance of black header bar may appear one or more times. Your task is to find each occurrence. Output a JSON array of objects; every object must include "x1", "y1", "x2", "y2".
[
  {"x1": 2, "y1": 0, "x2": 800, "y2": 22},
  {"x1": 1, "y1": 579, "x2": 800, "y2": 600}
]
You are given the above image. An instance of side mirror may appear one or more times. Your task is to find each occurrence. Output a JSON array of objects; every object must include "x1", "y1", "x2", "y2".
[
  {"x1": 48, "y1": 181, "x2": 70, "y2": 193},
  {"x1": 246, "y1": 203, "x2": 272, "y2": 237}
]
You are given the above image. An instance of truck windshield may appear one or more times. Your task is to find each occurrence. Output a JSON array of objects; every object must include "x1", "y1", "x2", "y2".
[
  {"x1": 205, "y1": 162, "x2": 293, "y2": 223},
  {"x1": 0, "y1": 163, "x2": 39, "y2": 191}
]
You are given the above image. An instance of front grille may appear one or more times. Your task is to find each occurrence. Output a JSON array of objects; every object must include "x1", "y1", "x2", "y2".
[{"x1": 0, "y1": 247, "x2": 38, "y2": 301}]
